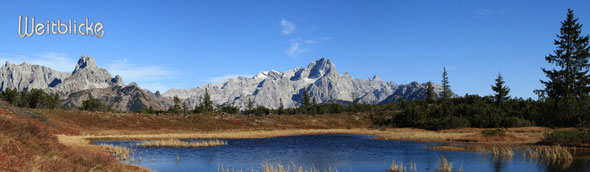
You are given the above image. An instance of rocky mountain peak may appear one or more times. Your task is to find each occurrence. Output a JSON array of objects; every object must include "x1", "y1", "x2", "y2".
[
  {"x1": 307, "y1": 58, "x2": 337, "y2": 79},
  {"x1": 111, "y1": 74, "x2": 125, "y2": 86},
  {"x1": 74, "y1": 55, "x2": 97, "y2": 73}
]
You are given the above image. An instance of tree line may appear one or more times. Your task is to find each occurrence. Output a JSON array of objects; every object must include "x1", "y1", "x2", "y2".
[{"x1": 0, "y1": 88, "x2": 61, "y2": 109}]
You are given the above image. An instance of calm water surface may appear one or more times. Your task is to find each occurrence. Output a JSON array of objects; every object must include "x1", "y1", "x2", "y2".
[{"x1": 94, "y1": 134, "x2": 590, "y2": 172}]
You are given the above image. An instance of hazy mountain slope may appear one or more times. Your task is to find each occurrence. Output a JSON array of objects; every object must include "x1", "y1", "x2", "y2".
[{"x1": 62, "y1": 83, "x2": 170, "y2": 112}]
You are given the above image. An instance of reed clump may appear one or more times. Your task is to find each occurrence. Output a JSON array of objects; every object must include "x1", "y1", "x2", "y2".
[
  {"x1": 389, "y1": 160, "x2": 417, "y2": 172},
  {"x1": 436, "y1": 156, "x2": 462, "y2": 172},
  {"x1": 138, "y1": 139, "x2": 227, "y2": 147},
  {"x1": 98, "y1": 144, "x2": 133, "y2": 161},
  {"x1": 478, "y1": 146, "x2": 514, "y2": 160},
  {"x1": 523, "y1": 145, "x2": 573, "y2": 169}
]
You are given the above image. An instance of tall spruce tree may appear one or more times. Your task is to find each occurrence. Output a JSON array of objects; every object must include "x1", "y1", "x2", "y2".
[
  {"x1": 491, "y1": 73, "x2": 510, "y2": 103},
  {"x1": 302, "y1": 88, "x2": 311, "y2": 107},
  {"x1": 441, "y1": 67, "x2": 453, "y2": 98},
  {"x1": 194, "y1": 88, "x2": 214, "y2": 113},
  {"x1": 202, "y1": 88, "x2": 213, "y2": 112},
  {"x1": 278, "y1": 98, "x2": 284, "y2": 115},
  {"x1": 247, "y1": 98, "x2": 253, "y2": 111},
  {"x1": 539, "y1": 9, "x2": 590, "y2": 127},
  {"x1": 426, "y1": 81, "x2": 436, "y2": 102},
  {"x1": 541, "y1": 9, "x2": 590, "y2": 99}
]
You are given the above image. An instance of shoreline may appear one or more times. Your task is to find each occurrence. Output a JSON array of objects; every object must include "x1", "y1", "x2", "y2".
[{"x1": 57, "y1": 127, "x2": 548, "y2": 146}]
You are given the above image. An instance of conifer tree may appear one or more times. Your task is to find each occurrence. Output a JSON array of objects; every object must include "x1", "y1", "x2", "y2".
[
  {"x1": 278, "y1": 98, "x2": 284, "y2": 115},
  {"x1": 441, "y1": 67, "x2": 453, "y2": 98},
  {"x1": 541, "y1": 9, "x2": 590, "y2": 99},
  {"x1": 247, "y1": 98, "x2": 253, "y2": 111},
  {"x1": 172, "y1": 96, "x2": 182, "y2": 113},
  {"x1": 538, "y1": 9, "x2": 590, "y2": 127},
  {"x1": 202, "y1": 88, "x2": 213, "y2": 112},
  {"x1": 426, "y1": 81, "x2": 436, "y2": 102},
  {"x1": 491, "y1": 73, "x2": 510, "y2": 103},
  {"x1": 302, "y1": 88, "x2": 311, "y2": 107}
]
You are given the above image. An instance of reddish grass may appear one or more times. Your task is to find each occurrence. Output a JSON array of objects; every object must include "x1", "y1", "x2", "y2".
[
  {"x1": 35, "y1": 109, "x2": 371, "y2": 134},
  {"x1": 0, "y1": 106, "x2": 148, "y2": 171}
]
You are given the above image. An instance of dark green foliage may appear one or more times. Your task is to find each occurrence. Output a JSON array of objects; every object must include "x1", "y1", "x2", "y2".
[
  {"x1": 243, "y1": 106, "x2": 270, "y2": 115},
  {"x1": 247, "y1": 98, "x2": 253, "y2": 111},
  {"x1": 491, "y1": 73, "x2": 510, "y2": 103},
  {"x1": 194, "y1": 88, "x2": 214, "y2": 113},
  {"x1": 219, "y1": 105, "x2": 239, "y2": 114},
  {"x1": 1, "y1": 88, "x2": 61, "y2": 109},
  {"x1": 182, "y1": 102, "x2": 188, "y2": 114},
  {"x1": 540, "y1": 9, "x2": 590, "y2": 100},
  {"x1": 1, "y1": 88, "x2": 19, "y2": 104},
  {"x1": 537, "y1": 96, "x2": 590, "y2": 127},
  {"x1": 426, "y1": 81, "x2": 436, "y2": 103},
  {"x1": 82, "y1": 93, "x2": 111, "y2": 112},
  {"x1": 538, "y1": 129, "x2": 590, "y2": 146},
  {"x1": 169, "y1": 96, "x2": 183, "y2": 113},
  {"x1": 441, "y1": 67, "x2": 453, "y2": 98},
  {"x1": 481, "y1": 128, "x2": 507, "y2": 137},
  {"x1": 537, "y1": 9, "x2": 590, "y2": 127},
  {"x1": 277, "y1": 98, "x2": 284, "y2": 115},
  {"x1": 302, "y1": 88, "x2": 311, "y2": 107},
  {"x1": 374, "y1": 95, "x2": 537, "y2": 130}
]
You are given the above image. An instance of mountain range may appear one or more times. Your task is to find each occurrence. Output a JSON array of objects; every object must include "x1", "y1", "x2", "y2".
[{"x1": 0, "y1": 55, "x2": 446, "y2": 111}]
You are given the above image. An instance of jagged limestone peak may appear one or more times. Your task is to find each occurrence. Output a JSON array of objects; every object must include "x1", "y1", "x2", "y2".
[{"x1": 74, "y1": 55, "x2": 98, "y2": 73}]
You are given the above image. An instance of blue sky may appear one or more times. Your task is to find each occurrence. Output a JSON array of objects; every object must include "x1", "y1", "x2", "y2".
[{"x1": 0, "y1": 0, "x2": 589, "y2": 98}]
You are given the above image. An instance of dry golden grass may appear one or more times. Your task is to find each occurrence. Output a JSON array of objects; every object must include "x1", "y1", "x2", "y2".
[
  {"x1": 523, "y1": 145, "x2": 573, "y2": 169},
  {"x1": 98, "y1": 144, "x2": 133, "y2": 161},
  {"x1": 57, "y1": 134, "x2": 89, "y2": 146},
  {"x1": 478, "y1": 146, "x2": 515, "y2": 160},
  {"x1": 389, "y1": 160, "x2": 417, "y2": 172},
  {"x1": 435, "y1": 156, "x2": 463, "y2": 172},
  {"x1": 138, "y1": 139, "x2": 227, "y2": 147},
  {"x1": 57, "y1": 126, "x2": 548, "y2": 148}
]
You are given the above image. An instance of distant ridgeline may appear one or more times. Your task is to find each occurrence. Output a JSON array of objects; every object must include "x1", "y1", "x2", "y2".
[{"x1": 0, "y1": 56, "x2": 444, "y2": 112}]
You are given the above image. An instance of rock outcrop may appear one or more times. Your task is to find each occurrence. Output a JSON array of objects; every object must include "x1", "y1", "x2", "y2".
[
  {"x1": 0, "y1": 62, "x2": 70, "y2": 91},
  {"x1": 50, "y1": 55, "x2": 124, "y2": 94},
  {"x1": 63, "y1": 83, "x2": 170, "y2": 112}
]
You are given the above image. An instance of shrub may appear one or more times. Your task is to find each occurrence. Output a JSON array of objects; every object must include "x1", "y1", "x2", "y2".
[
  {"x1": 81, "y1": 93, "x2": 112, "y2": 112},
  {"x1": 220, "y1": 105, "x2": 239, "y2": 114},
  {"x1": 538, "y1": 129, "x2": 590, "y2": 146}
]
